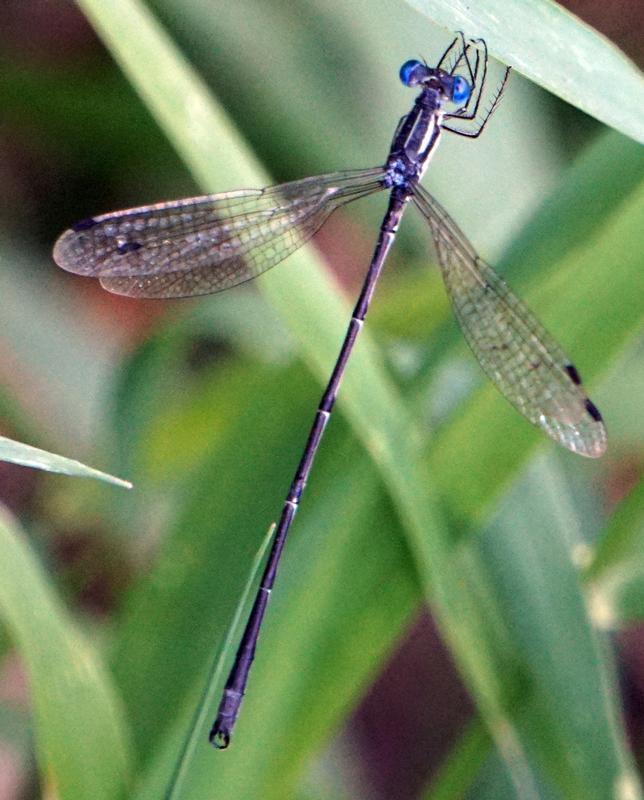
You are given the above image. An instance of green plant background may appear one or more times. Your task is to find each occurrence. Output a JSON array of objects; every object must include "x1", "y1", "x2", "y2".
[{"x1": 0, "y1": 1, "x2": 642, "y2": 799}]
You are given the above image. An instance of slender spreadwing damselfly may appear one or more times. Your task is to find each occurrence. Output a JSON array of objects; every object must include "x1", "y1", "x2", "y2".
[{"x1": 53, "y1": 35, "x2": 607, "y2": 748}]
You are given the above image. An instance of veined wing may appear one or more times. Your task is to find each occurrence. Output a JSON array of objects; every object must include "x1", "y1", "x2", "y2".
[
  {"x1": 53, "y1": 168, "x2": 385, "y2": 298},
  {"x1": 412, "y1": 183, "x2": 606, "y2": 458}
]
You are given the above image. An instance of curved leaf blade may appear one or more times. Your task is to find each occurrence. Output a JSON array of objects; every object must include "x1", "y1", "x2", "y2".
[{"x1": 405, "y1": 0, "x2": 644, "y2": 143}]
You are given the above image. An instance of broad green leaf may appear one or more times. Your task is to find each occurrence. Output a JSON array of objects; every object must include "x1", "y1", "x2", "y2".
[
  {"x1": 405, "y1": 0, "x2": 644, "y2": 143},
  {"x1": 0, "y1": 506, "x2": 132, "y2": 799}
]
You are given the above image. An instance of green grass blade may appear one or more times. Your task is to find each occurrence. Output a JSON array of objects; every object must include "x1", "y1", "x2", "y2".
[
  {"x1": 470, "y1": 459, "x2": 638, "y2": 798},
  {"x1": 586, "y1": 480, "x2": 644, "y2": 625},
  {"x1": 421, "y1": 716, "x2": 493, "y2": 800},
  {"x1": 0, "y1": 435, "x2": 132, "y2": 488},
  {"x1": 0, "y1": 507, "x2": 132, "y2": 799},
  {"x1": 405, "y1": 0, "x2": 644, "y2": 143},
  {"x1": 163, "y1": 522, "x2": 274, "y2": 799}
]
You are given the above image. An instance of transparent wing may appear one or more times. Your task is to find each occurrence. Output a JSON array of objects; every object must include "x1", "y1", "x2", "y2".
[
  {"x1": 53, "y1": 168, "x2": 385, "y2": 298},
  {"x1": 412, "y1": 184, "x2": 606, "y2": 457}
]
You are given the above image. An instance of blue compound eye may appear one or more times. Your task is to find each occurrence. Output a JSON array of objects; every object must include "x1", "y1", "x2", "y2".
[
  {"x1": 452, "y1": 75, "x2": 471, "y2": 103},
  {"x1": 399, "y1": 59, "x2": 423, "y2": 86}
]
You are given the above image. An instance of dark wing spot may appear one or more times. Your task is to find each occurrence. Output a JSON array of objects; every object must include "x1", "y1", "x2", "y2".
[
  {"x1": 565, "y1": 363, "x2": 582, "y2": 385},
  {"x1": 584, "y1": 398, "x2": 603, "y2": 422},
  {"x1": 72, "y1": 217, "x2": 99, "y2": 232},
  {"x1": 117, "y1": 241, "x2": 143, "y2": 254}
]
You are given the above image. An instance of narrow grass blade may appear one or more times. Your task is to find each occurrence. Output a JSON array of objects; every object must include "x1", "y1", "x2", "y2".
[
  {"x1": 163, "y1": 522, "x2": 274, "y2": 800},
  {"x1": 586, "y1": 480, "x2": 644, "y2": 626},
  {"x1": 0, "y1": 506, "x2": 132, "y2": 799},
  {"x1": 0, "y1": 435, "x2": 132, "y2": 488}
]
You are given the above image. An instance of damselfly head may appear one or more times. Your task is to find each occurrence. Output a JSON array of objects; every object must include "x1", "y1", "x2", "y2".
[{"x1": 399, "y1": 60, "x2": 471, "y2": 105}]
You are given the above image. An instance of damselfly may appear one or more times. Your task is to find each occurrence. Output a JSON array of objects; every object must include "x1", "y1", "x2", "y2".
[{"x1": 53, "y1": 36, "x2": 606, "y2": 748}]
